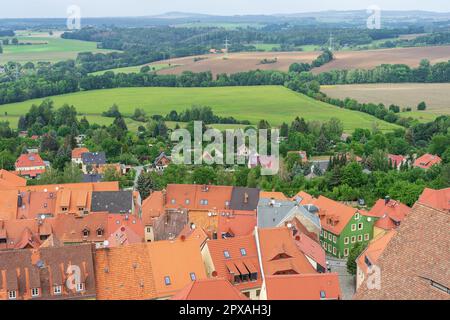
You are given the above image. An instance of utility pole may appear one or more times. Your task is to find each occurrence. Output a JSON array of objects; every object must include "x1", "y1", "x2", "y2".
[
  {"x1": 224, "y1": 36, "x2": 230, "y2": 57},
  {"x1": 328, "y1": 32, "x2": 334, "y2": 51}
]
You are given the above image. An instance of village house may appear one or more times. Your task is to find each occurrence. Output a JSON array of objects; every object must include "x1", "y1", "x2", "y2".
[
  {"x1": 418, "y1": 187, "x2": 450, "y2": 212},
  {"x1": 367, "y1": 197, "x2": 411, "y2": 238},
  {"x1": 413, "y1": 153, "x2": 442, "y2": 170},
  {"x1": 14, "y1": 153, "x2": 47, "y2": 179},
  {"x1": 297, "y1": 193, "x2": 376, "y2": 258},
  {"x1": 153, "y1": 152, "x2": 171, "y2": 172},
  {"x1": 201, "y1": 234, "x2": 262, "y2": 300},
  {"x1": 0, "y1": 244, "x2": 96, "y2": 300},
  {"x1": 71, "y1": 147, "x2": 90, "y2": 165},
  {"x1": 387, "y1": 154, "x2": 407, "y2": 170},
  {"x1": 94, "y1": 239, "x2": 207, "y2": 300},
  {"x1": 81, "y1": 152, "x2": 107, "y2": 174},
  {"x1": 260, "y1": 273, "x2": 341, "y2": 300},
  {"x1": 354, "y1": 202, "x2": 449, "y2": 300}
]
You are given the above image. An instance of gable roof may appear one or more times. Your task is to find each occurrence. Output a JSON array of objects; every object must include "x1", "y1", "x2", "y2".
[
  {"x1": 95, "y1": 239, "x2": 206, "y2": 300},
  {"x1": 217, "y1": 210, "x2": 257, "y2": 238},
  {"x1": 369, "y1": 198, "x2": 411, "y2": 231},
  {"x1": 418, "y1": 188, "x2": 450, "y2": 212},
  {"x1": 15, "y1": 153, "x2": 45, "y2": 169},
  {"x1": 413, "y1": 153, "x2": 442, "y2": 169},
  {"x1": 141, "y1": 191, "x2": 165, "y2": 225},
  {"x1": 0, "y1": 170, "x2": 27, "y2": 188},
  {"x1": 165, "y1": 184, "x2": 233, "y2": 211},
  {"x1": 0, "y1": 190, "x2": 19, "y2": 221},
  {"x1": 172, "y1": 278, "x2": 248, "y2": 300},
  {"x1": 354, "y1": 203, "x2": 450, "y2": 300},
  {"x1": 356, "y1": 230, "x2": 396, "y2": 275},
  {"x1": 387, "y1": 154, "x2": 406, "y2": 167},
  {"x1": 264, "y1": 273, "x2": 341, "y2": 300},
  {"x1": 91, "y1": 191, "x2": 133, "y2": 214},
  {"x1": 81, "y1": 152, "x2": 106, "y2": 165},
  {"x1": 206, "y1": 234, "x2": 262, "y2": 290},
  {"x1": 257, "y1": 198, "x2": 297, "y2": 228},
  {"x1": 71, "y1": 147, "x2": 89, "y2": 159},
  {"x1": 295, "y1": 233, "x2": 326, "y2": 268},
  {"x1": 257, "y1": 227, "x2": 317, "y2": 276},
  {"x1": 260, "y1": 191, "x2": 288, "y2": 200}
]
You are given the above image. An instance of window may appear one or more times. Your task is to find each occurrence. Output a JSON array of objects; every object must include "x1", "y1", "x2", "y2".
[
  {"x1": 146, "y1": 227, "x2": 151, "y2": 233},
  {"x1": 31, "y1": 288, "x2": 40, "y2": 297},
  {"x1": 82, "y1": 229, "x2": 90, "y2": 237},
  {"x1": 171, "y1": 199, "x2": 176, "y2": 204},
  {"x1": 320, "y1": 290, "x2": 326, "y2": 299},
  {"x1": 322, "y1": 242, "x2": 326, "y2": 249},
  {"x1": 323, "y1": 231, "x2": 327, "y2": 238},
  {"x1": 364, "y1": 233, "x2": 370, "y2": 241},
  {"x1": 61, "y1": 207, "x2": 68, "y2": 212},
  {"x1": 8, "y1": 290, "x2": 16, "y2": 300},
  {"x1": 351, "y1": 224, "x2": 356, "y2": 231},
  {"x1": 344, "y1": 248, "x2": 349, "y2": 256},
  {"x1": 358, "y1": 235, "x2": 363, "y2": 242},
  {"x1": 223, "y1": 250, "x2": 231, "y2": 259},
  {"x1": 351, "y1": 236, "x2": 356, "y2": 243},
  {"x1": 97, "y1": 229, "x2": 104, "y2": 237},
  {"x1": 200, "y1": 199, "x2": 209, "y2": 205},
  {"x1": 190, "y1": 272, "x2": 196, "y2": 281},
  {"x1": 358, "y1": 223, "x2": 363, "y2": 230},
  {"x1": 240, "y1": 248, "x2": 247, "y2": 256},
  {"x1": 344, "y1": 237, "x2": 349, "y2": 245},
  {"x1": 185, "y1": 199, "x2": 190, "y2": 205},
  {"x1": 320, "y1": 229, "x2": 323, "y2": 236},
  {"x1": 164, "y1": 276, "x2": 171, "y2": 286},
  {"x1": 333, "y1": 235, "x2": 337, "y2": 243},
  {"x1": 76, "y1": 283, "x2": 84, "y2": 292},
  {"x1": 53, "y1": 286, "x2": 62, "y2": 295},
  {"x1": 355, "y1": 212, "x2": 360, "y2": 220},
  {"x1": 327, "y1": 244, "x2": 331, "y2": 252},
  {"x1": 333, "y1": 247, "x2": 337, "y2": 255}
]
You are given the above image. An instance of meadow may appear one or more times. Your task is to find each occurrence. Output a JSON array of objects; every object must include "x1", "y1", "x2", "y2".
[
  {"x1": 0, "y1": 86, "x2": 400, "y2": 133},
  {"x1": 322, "y1": 83, "x2": 450, "y2": 121},
  {"x1": 0, "y1": 31, "x2": 115, "y2": 64},
  {"x1": 89, "y1": 63, "x2": 175, "y2": 75}
]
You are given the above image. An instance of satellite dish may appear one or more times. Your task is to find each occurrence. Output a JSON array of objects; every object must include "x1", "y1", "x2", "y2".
[
  {"x1": 103, "y1": 240, "x2": 109, "y2": 247},
  {"x1": 40, "y1": 215, "x2": 46, "y2": 220}
]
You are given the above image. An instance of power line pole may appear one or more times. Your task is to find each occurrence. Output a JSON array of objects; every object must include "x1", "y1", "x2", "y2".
[
  {"x1": 328, "y1": 32, "x2": 334, "y2": 51},
  {"x1": 224, "y1": 36, "x2": 230, "y2": 57}
]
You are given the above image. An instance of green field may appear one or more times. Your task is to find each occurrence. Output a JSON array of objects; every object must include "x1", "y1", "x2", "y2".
[
  {"x1": 0, "y1": 31, "x2": 115, "y2": 64},
  {"x1": 90, "y1": 63, "x2": 174, "y2": 76},
  {"x1": 0, "y1": 86, "x2": 400, "y2": 132}
]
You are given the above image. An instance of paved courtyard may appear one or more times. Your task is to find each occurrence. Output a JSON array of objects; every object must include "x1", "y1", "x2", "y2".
[{"x1": 327, "y1": 256, "x2": 356, "y2": 300}]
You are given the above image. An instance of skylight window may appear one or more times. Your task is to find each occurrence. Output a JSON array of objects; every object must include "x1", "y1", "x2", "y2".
[
  {"x1": 164, "y1": 276, "x2": 171, "y2": 286},
  {"x1": 190, "y1": 272, "x2": 196, "y2": 281},
  {"x1": 240, "y1": 248, "x2": 247, "y2": 256},
  {"x1": 223, "y1": 250, "x2": 231, "y2": 259}
]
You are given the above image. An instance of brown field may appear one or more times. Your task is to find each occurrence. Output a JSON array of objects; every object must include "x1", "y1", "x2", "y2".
[
  {"x1": 322, "y1": 83, "x2": 450, "y2": 116},
  {"x1": 313, "y1": 46, "x2": 450, "y2": 73},
  {"x1": 154, "y1": 51, "x2": 320, "y2": 76}
]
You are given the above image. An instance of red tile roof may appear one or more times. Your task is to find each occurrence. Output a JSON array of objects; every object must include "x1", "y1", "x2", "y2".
[
  {"x1": 71, "y1": 147, "x2": 90, "y2": 159},
  {"x1": 141, "y1": 191, "x2": 165, "y2": 225},
  {"x1": 368, "y1": 199, "x2": 411, "y2": 231},
  {"x1": 260, "y1": 191, "x2": 288, "y2": 200},
  {"x1": 295, "y1": 233, "x2": 326, "y2": 269},
  {"x1": 165, "y1": 184, "x2": 233, "y2": 211},
  {"x1": 257, "y1": 227, "x2": 317, "y2": 276},
  {"x1": 172, "y1": 278, "x2": 249, "y2": 300},
  {"x1": 388, "y1": 154, "x2": 406, "y2": 167},
  {"x1": 356, "y1": 230, "x2": 396, "y2": 274},
  {"x1": 413, "y1": 153, "x2": 442, "y2": 169},
  {"x1": 217, "y1": 210, "x2": 257, "y2": 238},
  {"x1": 206, "y1": 234, "x2": 262, "y2": 290},
  {"x1": 264, "y1": 273, "x2": 341, "y2": 300},
  {"x1": 418, "y1": 188, "x2": 450, "y2": 212},
  {"x1": 0, "y1": 170, "x2": 26, "y2": 188},
  {"x1": 15, "y1": 153, "x2": 45, "y2": 169},
  {"x1": 354, "y1": 203, "x2": 450, "y2": 300}
]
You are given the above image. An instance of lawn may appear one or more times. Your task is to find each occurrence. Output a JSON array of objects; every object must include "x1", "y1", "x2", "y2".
[
  {"x1": 0, "y1": 86, "x2": 400, "y2": 132},
  {"x1": 90, "y1": 63, "x2": 174, "y2": 76},
  {"x1": 0, "y1": 30, "x2": 115, "y2": 64}
]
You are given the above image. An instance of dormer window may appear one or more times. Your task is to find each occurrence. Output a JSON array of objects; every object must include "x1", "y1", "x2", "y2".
[
  {"x1": 8, "y1": 290, "x2": 17, "y2": 300},
  {"x1": 76, "y1": 283, "x2": 85, "y2": 292},
  {"x1": 61, "y1": 207, "x2": 68, "y2": 212},
  {"x1": 185, "y1": 199, "x2": 190, "y2": 205},
  {"x1": 97, "y1": 228, "x2": 104, "y2": 237},
  {"x1": 82, "y1": 229, "x2": 90, "y2": 237},
  {"x1": 53, "y1": 285, "x2": 62, "y2": 295},
  {"x1": 31, "y1": 287, "x2": 40, "y2": 298}
]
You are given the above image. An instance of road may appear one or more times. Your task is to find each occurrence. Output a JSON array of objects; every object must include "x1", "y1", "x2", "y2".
[{"x1": 327, "y1": 256, "x2": 356, "y2": 300}]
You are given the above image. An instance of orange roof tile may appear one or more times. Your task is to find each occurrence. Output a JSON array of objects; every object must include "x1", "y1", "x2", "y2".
[
  {"x1": 357, "y1": 230, "x2": 396, "y2": 274},
  {"x1": 171, "y1": 278, "x2": 249, "y2": 300},
  {"x1": 413, "y1": 153, "x2": 442, "y2": 169},
  {"x1": 95, "y1": 239, "x2": 206, "y2": 300},
  {"x1": 0, "y1": 190, "x2": 19, "y2": 221},
  {"x1": 141, "y1": 191, "x2": 165, "y2": 225},
  {"x1": 295, "y1": 233, "x2": 326, "y2": 268},
  {"x1": 292, "y1": 191, "x2": 314, "y2": 203},
  {"x1": 258, "y1": 227, "x2": 317, "y2": 276},
  {"x1": 369, "y1": 199, "x2": 411, "y2": 231},
  {"x1": 217, "y1": 210, "x2": 257, "y2": 238},
  {"x1": 311, "y1": 196, "x2": 358, "y2": 235},
  {"x1": 71, "y1": 147, "x2": 90, "y2": 159},
  {"x1": 0, "y1": 170, "x2": 27, "y2": 188},
  {"x1": 260, "y1": 191, "x2": 288, "y2": 200},
  {"x1": 418, "y1": 188, "x2": 450, "y2": 212},
  {"x1": 15, "y1": 153, "x2": 45, "y2": 169},
  {"x1": 165, "y1": 184, "x2": 233, "y2": 211},
  {"x1": 264, "y1": 273, "x2": 341, "y2": 300},
  {"x1": 206, "y1": 234, "x2": 262, "y2": 290}
]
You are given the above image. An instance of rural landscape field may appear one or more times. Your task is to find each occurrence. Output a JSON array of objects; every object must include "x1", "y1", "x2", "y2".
[{"x1": 0, "y1": 1, "x2": 449, "y2": 306}]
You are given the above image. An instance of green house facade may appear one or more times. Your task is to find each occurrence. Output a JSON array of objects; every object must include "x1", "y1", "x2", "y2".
[{"x1": 320, "y1": 211, "x2": 377, "y2": 259}]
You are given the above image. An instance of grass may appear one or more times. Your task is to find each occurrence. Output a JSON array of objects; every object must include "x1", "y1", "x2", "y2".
[
  {"x1": 0, "y1": 86, "x2": 400, "y2": 133},
  {"x1": 89, "y1": 63, "x2": 174, "y2": 76},
  {"x1": 0, "y1": 30, "x2": 115, "y2": 64}
]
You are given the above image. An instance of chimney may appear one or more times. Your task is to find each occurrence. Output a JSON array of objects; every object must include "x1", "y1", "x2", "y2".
[{"x1": 385, "y1": 196, "x2": 390, "y2": 205}]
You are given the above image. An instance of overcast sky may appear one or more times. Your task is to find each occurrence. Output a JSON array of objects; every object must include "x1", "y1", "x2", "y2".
[{"x1": 2, "y1": 0, "x2": 450, "y2": 18}]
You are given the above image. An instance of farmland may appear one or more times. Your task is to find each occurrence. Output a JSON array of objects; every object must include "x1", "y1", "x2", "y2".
[
  {"x1": 312, "y1": 45, "x2": 450, "y2": 73},
  {"x1": 90, "y1": 63, "x2": 175, "y2": 75},
  {"x1": 322, "y1": 83, "x2": 450, "y2": 121},
  {"x1": 155, "y1": 51, "x2": 320, "y2": 76},
  {"x1": 0, "y1": 31, "x2": 114, "y2": 64},
  {"x1": 0, "y1": 86, "x2": 399, "y2": 132}
]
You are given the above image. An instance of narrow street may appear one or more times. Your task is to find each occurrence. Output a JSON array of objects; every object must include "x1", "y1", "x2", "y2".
[{"x1": 327, "y1": 256, "x2": 355, "y2": 300}]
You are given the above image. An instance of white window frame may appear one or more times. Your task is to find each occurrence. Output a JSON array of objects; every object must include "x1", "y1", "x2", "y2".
[
  {"x1": 344, "y1": 237, "x2": 349, "y2": 244},
  {"x1": 358, "y1": 234, "x2": 363, "y2": 242},
  {"x1": 53, "y1": 285, "x2": 62, "y2": 295},
  {"x1": 358, "y1": 223, "x2": 363, "y2": 230},
  {"x1": 328, "y1": 233, "x2": 332, "y2": 241},
  {"x1": 31, "y1": 287, "x2": 40, "y2": 297},
  {"x1": 364, "y1": 233, "x2": 370, "y2": 241},
  {"x1": 351, "y1": 236, "x2": 356, "y2": 243},
  {"x1": 323, "y1": 231, "x2": 327, "y2": 238},
  {"x1": 327, "y1": 244, "x2": 332, "y2": 252},
  {"x1": 76, "y1": 283, "x2": 85, "y2": 292},
  {"x1": 8, "y1": 290, "x2": 17, "y2": 300},
  {"x1": 344, "y1": 248, "x2": 349, "y2": 256},
  {"x1": 351, "y1": 224, "x2": 356, "y2": 231},
  {"x1": 355, "y1": 212, "x2": 360, "y2": 220},
  {"x1": 333, "y1": 235, "x2": 337, "y2": 243}
]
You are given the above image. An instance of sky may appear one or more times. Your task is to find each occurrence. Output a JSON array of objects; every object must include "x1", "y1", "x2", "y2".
[{"x1": 2, "y1": 0, "x2": 450, "y2": 18}]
